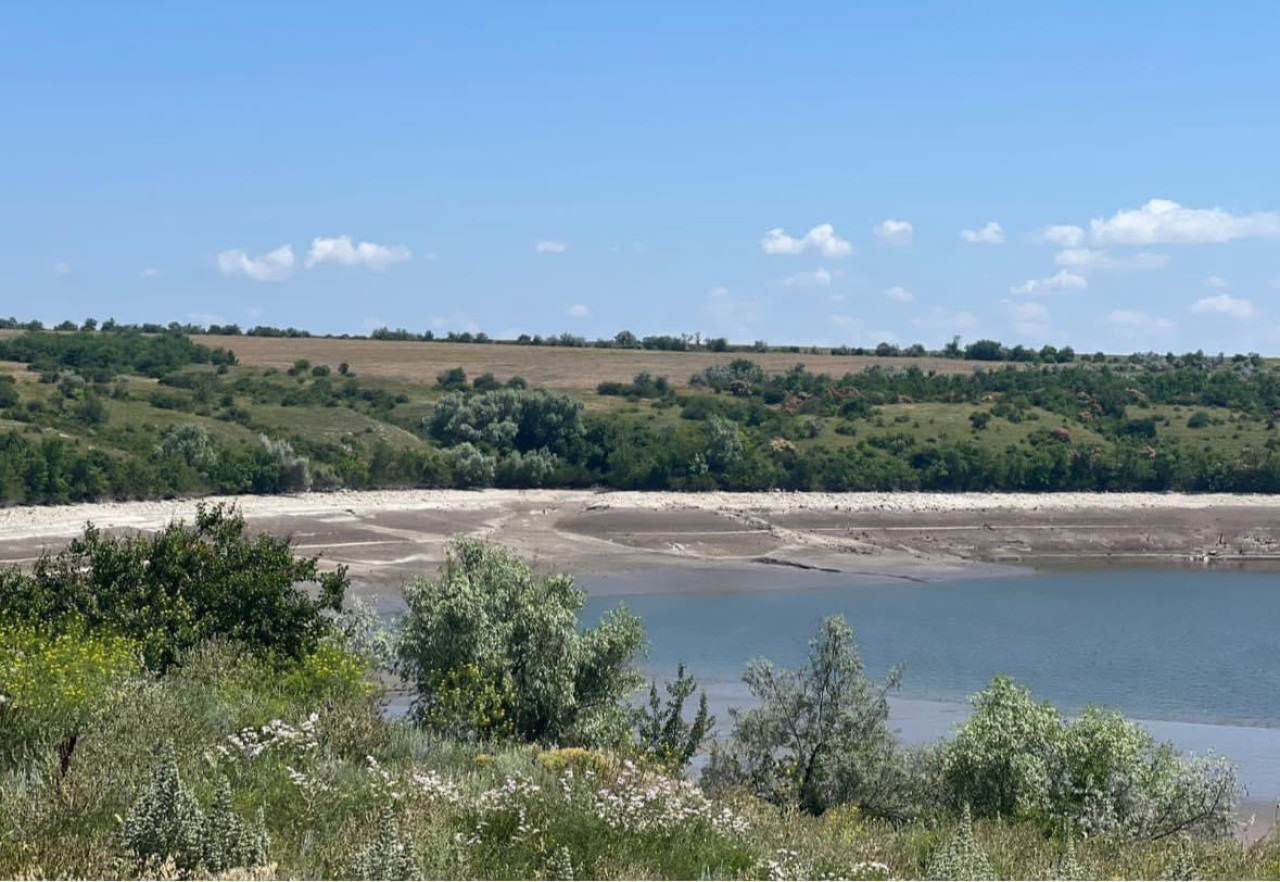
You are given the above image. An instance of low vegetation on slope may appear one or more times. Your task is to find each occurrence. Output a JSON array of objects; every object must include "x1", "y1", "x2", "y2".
[
  {"x1": 0, "y1": 509, "x2": 1271, "y2": 879},
  {"x1": 3, "y1": 325, "x2": 1280, "y2": 504}
]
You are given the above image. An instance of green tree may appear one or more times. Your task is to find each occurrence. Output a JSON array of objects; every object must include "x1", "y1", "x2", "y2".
[
  {"x1": 0, "y1": 503, "x2": 347, "y2": 671},
  {"x1": 703, "y1": 615, "x2": 902, "y2": 815},
  {"x1": 396, "y1": 539, "x2": 646, "y2": 747},
  {"x1": 636, "y1": 662, "x2": 715, "y2": 773}
]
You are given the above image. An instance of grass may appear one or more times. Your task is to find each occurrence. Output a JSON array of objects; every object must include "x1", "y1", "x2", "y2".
[
  {"x1": 6, "y1": 639, "x2": 1280, "y2": 880},
  {"x1": 192, "y1": 335, "x2": 1004, "y2": 390}
]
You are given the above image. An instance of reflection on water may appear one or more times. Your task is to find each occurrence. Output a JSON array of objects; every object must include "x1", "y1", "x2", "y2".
[{"x1": 581, "y1": 567, "x2": 1280, "y2": 800}]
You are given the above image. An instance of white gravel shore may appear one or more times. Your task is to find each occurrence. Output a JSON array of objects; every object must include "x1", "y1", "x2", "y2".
[{"x1": 2, "y1": 488, "x2": 1279, "y2": 543}]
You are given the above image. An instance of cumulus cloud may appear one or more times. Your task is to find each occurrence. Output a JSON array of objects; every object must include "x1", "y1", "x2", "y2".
[
  {"x1": 305, "y1": 235, "x2": 411, "y2": 271},
  {"x1": 1009, "y1": 269, "x2": 1088, "y2": 296},
  {"x1": 781, "y1": 268, "x2": 833, "y2": 287},
  {"x1": 52, "y1": 262, "x2": 70, "y2": 275},
  {"x1": 1205, "y1": 276, "x2": 1230, "y2": 289},
  {"x1": 1034, "y1": 225, "x2": 1086, "y2": 247},
  {"x1": 1188, "y1": 293, "x2": 1257, "y2": 320},
  {"x1": 1053, "y1": 248, "x2": 1169, "y2": 271},
  {"x1": 1090, "y1": 198, "x2": 1280, "y2": 245},
  {"x1": 760, "y1": 224, "x2": 853, "y2": 258},
  {"x1": 216, "y1": 245, "x2": 295, "y2": 282},
  {"x1": 536, "y1": 239, "x2": 568, "y2": 254},
  {"x1": 960, "y1": 222, "x2": 1005, "y2": 245},
  {"x1": 873, "y1": 219, "x2": 914, "y2": 246},
  {"x1": 567, "y1": 303, "x2": 590, "y2": 317},
  {"x1": 1107, "y1": 310, "x2": 1177, "y2": 338},
  {"x1": 883, "y1": 285, "x2": 915, "y2": 304}
]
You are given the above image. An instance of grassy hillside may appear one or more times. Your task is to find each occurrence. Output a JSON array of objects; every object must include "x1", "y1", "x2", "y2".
[{"x1": 1, "y1": 326, "x2": 1279, "y2": 503}]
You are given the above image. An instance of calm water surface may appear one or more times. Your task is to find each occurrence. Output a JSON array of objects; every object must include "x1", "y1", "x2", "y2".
[{"x1": 581, "y1": 567, "x2": 1280, "y2": 799}]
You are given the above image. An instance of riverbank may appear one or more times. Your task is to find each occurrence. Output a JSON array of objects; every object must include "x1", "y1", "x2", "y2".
[{"x1": 3, "y1": 489, "x2": 1280, "y2": 586}]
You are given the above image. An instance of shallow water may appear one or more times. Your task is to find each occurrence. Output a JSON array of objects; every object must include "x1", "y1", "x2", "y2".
[{"x1": 581, "y1": 567, "x2": 1280, "y2": 801}]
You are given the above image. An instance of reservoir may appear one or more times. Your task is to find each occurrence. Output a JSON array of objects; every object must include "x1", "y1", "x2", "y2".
[{"x1": 582, "y1": 566, "x2": 1280, "y2": 807}]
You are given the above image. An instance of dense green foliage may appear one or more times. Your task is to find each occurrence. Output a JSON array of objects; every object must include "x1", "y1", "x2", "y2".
[
  {"x1": 396, "y1": 539, "x2": 646, "y2": 746},
  {"x1": 0, "y1": 523, "x2": 1269, "y2": 879},
  {"x1": 0, "y1": 329, "x2": 234, "y2": 380},
  {"x1": 5, "y1": 323, "x2": 1280, "y2": 503},
  {"x1": 0, "y1": 504, "x2": 347, "y2": 671}
]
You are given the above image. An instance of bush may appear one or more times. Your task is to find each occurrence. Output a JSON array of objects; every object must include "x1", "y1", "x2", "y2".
[
  {"x1": 495, "y1": 448, "x2": 558, "y2": 487},
  {"x1": 156, "y1": 423, "x2": 219, "y2": 472},
  {"x1": 436, "y1": 366, "x2": 467, "y2": 390},
  {"x1": 703, "y1": 615, "x2": 903, "y2": 816},
  {"x1": 938, "y1": 676, "x2": 1240, "y2": 839},
  {"x1": 1187, "y1": 411, "x2": 1212, "y2": 429},
  {"x1": 122, "y1": 743, "x2": 270, "y2": 875},
  {"x1": 0, "y1": 504, "x2": 347, "y2": 671},
  {"x1": 444, "y1": 442, "x2": 496, "y2": 488},
  {"x1": 397, "y1": 540, "x2": 646, "y2": 747},
  {"x1": 0, "y1": 620, "x2": 140, "y2": 769}
]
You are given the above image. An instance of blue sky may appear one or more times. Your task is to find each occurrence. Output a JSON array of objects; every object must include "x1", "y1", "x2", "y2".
[{"x1": 3, "y1": 1, "x2": 1279, "y2": 352}]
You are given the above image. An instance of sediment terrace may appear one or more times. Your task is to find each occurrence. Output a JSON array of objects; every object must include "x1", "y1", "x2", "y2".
[{"x1": 2, "y1": 491, "x2": 1278, "y2": 601}]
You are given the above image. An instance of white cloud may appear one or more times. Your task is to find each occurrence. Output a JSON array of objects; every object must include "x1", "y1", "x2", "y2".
[
  {"x1": 1090, "y1": 198, "x2": 1280, "y2": 245},
  {"x1": 1010, "y1": 300, "x2": 1051, "y2": 336},
  {"x1": 567, "y1": 303, "x2": 590, "y2": 318},
  {"x1": 246, "y1": 306, "x2": 264, "y2": 319},
  {"x1": 216, "y1": 244, "x2": 295, "y2": 282},
  {"x1": 911, "y1": 307, "x2": 979, "y2": 334},
  {"x1": 305, "y1": 235, "x2": 411, "y2": 271},
  {"x1": 781, "y1": 268, "x2": 833, "y2": 287},
  {"x1": 1053, "y1": 248, "x2": 1169, "y2": 271},
  {"x1": 1188, "y1": 293, "x2": 1257, "y2": 320},
  {"x1": 536, "y1": 239, "x2": 568, "y2": 254},
  {"x1": 873, "y1": 218, "x2": 914, "y2": 246},
  {"x1": 1107, "y1": 310, "x2": 1177, "y2": 336},
  {"x1": 142, "y1": 267, "x2": 160, "y2": 278},
  {"x1": 52, "y1": 262, "x2": 70, "y2": 275},
  {"x1": 1034, "y1": 225, "x2": 1086, "y2": 247},
  {"x1": 960, "y1": 221, "x2": 1005, "y2": 245},
  {"x1": 1205, "y1": 276, "x2": 1230, "y2": 289},
  {"x1": 189, "y1": 312, "x2": 225, "y2": 327},
  {"x1": 883, "y1": 285, "x2": 915, "y2": 304},
  {"x1": 760, "y1": 224, "x2": 853, "y2": 258},
  {"x1": 1009, "y1": 269, "x2": 1088, "y2": 296}
]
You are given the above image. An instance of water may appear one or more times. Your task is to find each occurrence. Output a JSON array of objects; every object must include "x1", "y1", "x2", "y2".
[{"x1": 581, "y1": 566, "x2": 1280, "y2": 801}]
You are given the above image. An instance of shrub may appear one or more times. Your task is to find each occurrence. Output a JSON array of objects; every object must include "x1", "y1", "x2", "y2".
[
  {"x1": 428, "y1": 388, "x2": 584, "y2": 457},
  {"x1": 495, "y1": 448, "x2": 558, "y2": 488},
  {"x1": 926, "y1": 805, "x2": 994, "y2": 880},
  {"x1": 348, "y1": 806, "x2": 419, "y2": 880},
  {"x1": 123, "y1": 743, "x2": 269, "y2": 876},
  {"x1": 436, "y1": 366, "x2": 467, "y2": 390},
  {"x1": 636, "y1": 662, "x2": 714, "y2": 773},
  {"x1": 156, "y1": 423, "x2": 219, "y2": 472},
  {"x1": 0, "y1": 620, "x2": 140, "y2": 769},
  {"x1": 0, "y1": 504, "x2": 347, "y2": 671},
  {"x1": 397, "y1": 540, "x2": 646, "y2": 747},
  {"x1": 703, "y1": 616, "x2": 903, "y2": 816},
  {"x1": 1187, "y1": 411, "x2": 1212, "y2": 429},
  {"x1": 939, "y1": 676, "x2": 1241, "y2": 839},
  {"x1": 444, "y1": 442, "x2": 496, "y2": 488}
]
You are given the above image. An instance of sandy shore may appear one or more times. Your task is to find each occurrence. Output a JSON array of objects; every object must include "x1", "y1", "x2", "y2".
[{"x1": 3, "y1": 489, "x2": 1280, "y2": 594}]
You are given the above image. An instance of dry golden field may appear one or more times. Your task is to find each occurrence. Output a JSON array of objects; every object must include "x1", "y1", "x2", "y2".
[{"x1": 191, "y1": 335, "x2": 996, "y2": 389}]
